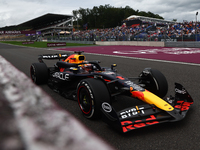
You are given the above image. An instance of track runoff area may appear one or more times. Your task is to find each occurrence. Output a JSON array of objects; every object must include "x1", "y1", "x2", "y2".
[{"x1": 56, "y1": 45, "x2": 200, "y2": 66}]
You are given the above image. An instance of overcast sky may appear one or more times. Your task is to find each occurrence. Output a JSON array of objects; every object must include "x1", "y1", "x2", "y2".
[{"x1": 0, "y1": 0, "x2": 200, "y2": 28}]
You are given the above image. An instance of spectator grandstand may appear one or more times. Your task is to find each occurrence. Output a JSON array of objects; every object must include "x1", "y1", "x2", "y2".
[
  {"x1": 0, "y1": 13, "x2": 199, "y2": 42},
  {"x1": 48, "y1": 15, "x2": 199, "y2": 42},
  {"x1": 0, "y1": 13, "x2": 73, "y2": 41},
  {"x1": 53, "y1": 20, "x2": 199, "y2": 42}
]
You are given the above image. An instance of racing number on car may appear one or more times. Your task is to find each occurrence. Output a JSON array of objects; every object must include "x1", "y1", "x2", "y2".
[
  {"x1": 121, "y1": 115, "x2": 159, "y2": 133},
  {"x1": 174, "y1": 101, "x2": 193, "y2": 111}
]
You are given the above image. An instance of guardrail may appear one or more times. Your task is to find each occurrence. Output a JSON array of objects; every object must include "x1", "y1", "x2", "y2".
[
  {"x1": 165, "y1": 41, "x2": 200, "y2": 48},
  {"x1": 95, "y1": 41, "x2": 165, "y2": 47},
  {"x1": 0, "y1": 55, "x2": 115, "y2": 150},
  {"x1": 46, "y1": 39, "x2": 200, "y2": 48}
]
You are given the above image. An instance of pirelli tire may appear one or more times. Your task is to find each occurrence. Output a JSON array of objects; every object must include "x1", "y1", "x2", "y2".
[
  {"x1": 77, "y1": 78, "x2": 111, "y2": 119},
  {"x1": 30, "y1": 63, "x2": 48, "y2": 85},
  {"x1": 139, "y1": 68, "x2": 168, "y2": 98}
]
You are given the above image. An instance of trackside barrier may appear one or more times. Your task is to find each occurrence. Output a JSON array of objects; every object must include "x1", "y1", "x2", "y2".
[
  {"x1": 165, "y1": 41, "x2": 200, "y2": 48},
  {"x1": 93, "y1": 41, "x2": 165, "y2": 47},
  {"x1": 0, "y1": 55, "x2": 115, "y2": 150},
  {"x1": 46, "y1": 39, "x2": 200, "y2": 48},
  {"x1": 95, "y1": 41, "x2": 200, "y2": 48},
  {"x1": 46, "y1": 39, "x2": 165, "y2": 46}
]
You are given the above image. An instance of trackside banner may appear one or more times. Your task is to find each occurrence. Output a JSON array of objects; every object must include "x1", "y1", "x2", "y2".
[
  {"x1": 22, "y1": 41, "x2": 34, "y2": 45},
  {"x1": 47, "y1": 42, "x2": 66, "y2": 47},
  {"x1": 0, "y1": 30, "x2": 36, "y2": 35}
]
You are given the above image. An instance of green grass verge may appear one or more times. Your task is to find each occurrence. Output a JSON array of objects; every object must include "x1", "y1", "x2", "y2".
[{"x1": 0, "y1": 41, "x2": 92, "y2": 48}]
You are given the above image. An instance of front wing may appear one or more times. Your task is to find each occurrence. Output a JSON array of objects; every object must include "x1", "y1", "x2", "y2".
[{"x1": 101, "y1": 83, "x2": 193, "y2": 133}]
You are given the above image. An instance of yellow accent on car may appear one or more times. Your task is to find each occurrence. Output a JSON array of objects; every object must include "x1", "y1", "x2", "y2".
[
  {"x1": 64, "y1": 54, "x2": 86, "y2": 64},
  {"x1": 143, "y1": 90, "x2": 174, "y2": 111}
]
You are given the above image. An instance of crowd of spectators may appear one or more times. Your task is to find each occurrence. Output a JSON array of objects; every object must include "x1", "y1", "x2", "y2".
[
  {"x1": 68, "y1": 21, "x2": 200, "y2": 41},
  {"x1": 150, "y1": 21, "x2": 200, "y2": 40}
]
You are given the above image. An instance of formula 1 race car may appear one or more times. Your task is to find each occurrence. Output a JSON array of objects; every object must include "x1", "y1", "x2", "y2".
[{"x1": 30, "y1": 51, "x2": 193, "y2": 133}]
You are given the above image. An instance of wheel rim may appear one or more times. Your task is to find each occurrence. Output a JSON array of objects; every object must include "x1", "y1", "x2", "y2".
[
  {"x1": 78, "y1": 86, "x2": 92, "y2": 114},
  {"x1": 30, "y1": 66, "x2": 36, "y2": 83}
]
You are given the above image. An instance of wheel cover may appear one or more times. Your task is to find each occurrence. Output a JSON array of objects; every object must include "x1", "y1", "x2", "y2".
[
  {"x1": 78, "y1": 86, "x2": 92, "y2": 114},
  {"x1": 30, "y1": 66, "x2": 36, "y2": 83}
]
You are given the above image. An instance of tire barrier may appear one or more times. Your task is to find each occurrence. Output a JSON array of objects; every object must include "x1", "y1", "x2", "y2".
[{"x1": 0, "y1": 55, "x2": 115, "y2": 150}]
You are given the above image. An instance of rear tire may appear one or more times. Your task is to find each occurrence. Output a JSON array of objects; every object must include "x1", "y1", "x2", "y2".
[
  {"x1": 77, "y1": 78, "x2": 110, "y2": 119},
  {"x1": 139, "y1": 68, "x2": 168, "y2": 98},
  {"x1": 30, "y1": 63, "x2": 48, "y2": 85}
]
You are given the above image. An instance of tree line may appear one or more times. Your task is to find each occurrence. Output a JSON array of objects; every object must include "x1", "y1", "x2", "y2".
[
  {"x1": 0, "y1": 5, "x2": 164, "y2": 31},
  {"x1": 72, "y1": 5, "x2": 164, "y2": 30}
]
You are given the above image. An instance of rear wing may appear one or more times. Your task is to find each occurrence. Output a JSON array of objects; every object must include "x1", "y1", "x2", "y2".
[{"x1": 38, "y1": 53, "x2": 69, "y2": 63}]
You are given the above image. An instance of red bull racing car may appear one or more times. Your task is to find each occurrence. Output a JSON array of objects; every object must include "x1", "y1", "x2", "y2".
[{"x1": 30, "y1": 51, "x2": 193, "y2": 133}]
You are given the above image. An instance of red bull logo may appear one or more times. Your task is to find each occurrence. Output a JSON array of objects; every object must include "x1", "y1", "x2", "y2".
[
  {"x1": 130, "y1": 87, "x2": 145, "y2": 101},
  {"x1": 130, "y1": 87, "x2": 174, "y2": 111}
]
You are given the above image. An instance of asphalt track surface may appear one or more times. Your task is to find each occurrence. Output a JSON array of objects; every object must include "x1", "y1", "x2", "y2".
[{"x1": 0, "y1": 43, "x2": 200, "y2": 150}]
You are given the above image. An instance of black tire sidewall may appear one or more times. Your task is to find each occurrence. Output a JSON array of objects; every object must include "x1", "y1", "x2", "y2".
[
  {"x1": 30, "y1": 63, "x2": 48, "y2": 84},
  {"x1": 149, "y1": 69, "x2": 168, "y2": 98},
  {"x1": 77, "y1": 78, "x2": 110, "y2": 119},
  {"x1": 139, "y1": 68, "x2": 168, "y2": 98}
]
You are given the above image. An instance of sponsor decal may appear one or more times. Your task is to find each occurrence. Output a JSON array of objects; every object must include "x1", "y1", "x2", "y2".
[
  {"x1": 0, "y1": 30, "x2": 21, "y2": 34},
  {"x1": 161, "y1": 39, "x2": 177, "y2": 42},
  {"x1": 47, "y1": 42, "x2": 66, "y2": 47},
  {"x1": 42, "y1": 54, "x2": 68, "y2": 59},
  {"x1": 81, "y1": 81, "x2": 94, "y2": 99},
  {"x1": 175, "y1": 88, "x2": 187, "y2": 94},
  {"x1": 174, "y1": 101, "x2": 193, "y2": 111},
  {"x1": 77, "y1": 81, "x2": 94, "y2": 117},
  {"x1": 52, "y1": 72, "x2": 69, "y2": 80},
  {"x1": 125, "y1": 81, "x2": 144, "y2": 91},
  {"x1": 102, "y1": 102, "x2": 112, "y2": 113},
  {"x1": 121, "y1": 115, "x2": 159, "y2": 132},
  {"x1": 102, "y1": 71, "x2": 115, "y2": 75},
  {"x1": 43, "y1": 55, "x2": 58, "y2": 59},
  {"x1": 130, "y1": 90, "x2": 145, "y2": 100},
  {"x1": 0, "y1": 30, "x2": 36, "y2": 35},
  {"x1": 22, "y1": 41, "x2": 34, "y2": 45},
  {"x1": 116, "y1": 76, "x2": 125, "y2": 80},
  {"x1": 120, "y1": 106, "x2": 145, "y2": 119}
]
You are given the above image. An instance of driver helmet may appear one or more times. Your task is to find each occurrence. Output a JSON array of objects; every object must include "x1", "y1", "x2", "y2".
[{"x1": 82, "y1": 64, "x2": 93, "y2": 72}]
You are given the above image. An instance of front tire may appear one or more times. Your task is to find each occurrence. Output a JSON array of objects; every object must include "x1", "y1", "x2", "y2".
[
  {"x1": 139, "y1": 68, "x2": 168, "y2": 98},
  {"x1": 30, "y1": 63, "x2": 48, "y2": 85},
  {"x1": 77, "y1": 78, "x2": 110, "y2": 119}
]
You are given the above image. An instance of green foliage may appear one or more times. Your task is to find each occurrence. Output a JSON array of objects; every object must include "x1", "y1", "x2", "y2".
[
  {"x1": 73, "y1": 5, "x2": 164, "y2": 29},
  {"x1": 1, "y1": 5, "x2": 164, "y2": 31}
]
